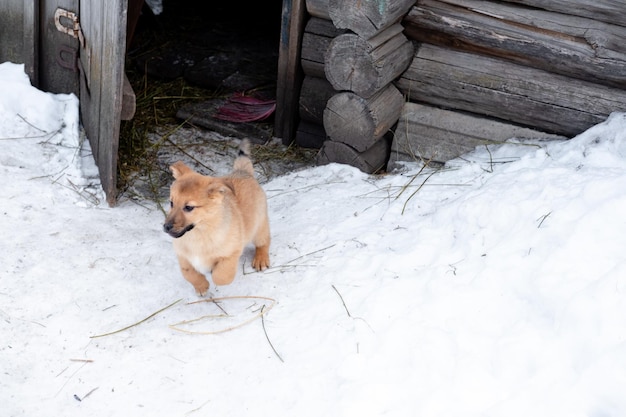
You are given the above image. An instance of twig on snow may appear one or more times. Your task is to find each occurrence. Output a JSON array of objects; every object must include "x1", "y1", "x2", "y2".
[
  {"x1": 90, "y1": 298, "x2": 183, "y2": 338},
  {"x1": 537, "y1": 211, "x2": 552, "y2": 228},
  {"x1": 169, "y1": 296, "x2": 276, "y2": 335},
  {"x1": 331, "y1": 285, "x2": 375, "y2": 332},
  {"x1": 185, "y1": 399, "x2": 212, "y2": 416},
  {"x1": 55, "y1": 361, "x2": 89, "y2": 397},
  {"x1": 261, "y1": 304, "x2": 284, "y2": 362},
  {"x1": 393, "y1": 160, "x2": 431, "y2": 202},
  {"x1": 266, "y1": 181, "x2": 345, "y2": 200},
  {"x1": 17, "y1": 114, "x2": 48, "y2": 133},
  {"x1": 484, "y1": 144, "x2": 495, "y2": 173},
  {"x1": 332, "y1": 285, "x2": 353, "y2": 318},
  {"x1": 74, "y1": 387, "x2": 99, "y2": 402},
  {"x1": 263, "y1": 244, "x2": 336, "y2": 273},
  {"x1": 401, "y1": 168, "x2": 441, "y2": 215}
]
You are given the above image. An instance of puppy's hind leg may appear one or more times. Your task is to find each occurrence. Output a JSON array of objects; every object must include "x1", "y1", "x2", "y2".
[
  {"x1": 252, "y1": 218, "x2": 271, "y2": 271},
  {"x1": 177, "y1": 256, "x2": 210, "y2": 296}
]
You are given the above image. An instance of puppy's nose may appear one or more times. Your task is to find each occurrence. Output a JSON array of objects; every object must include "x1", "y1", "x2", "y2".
[{"x1": 163, "y1": 223, "x2": 173, "y2": 233}]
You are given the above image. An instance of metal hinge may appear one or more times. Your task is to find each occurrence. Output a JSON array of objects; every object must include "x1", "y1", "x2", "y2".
[{"x1": 54, "y1": 8, "x2": 85, "y2": 48}]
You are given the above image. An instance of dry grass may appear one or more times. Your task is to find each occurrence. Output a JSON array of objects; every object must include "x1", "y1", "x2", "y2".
[
  {"x1": 118, "y1": 67, "x2": 222, "y2": 197},
  {"x1": 117, "y1": 69, "x2": 316, "y2": 206}
]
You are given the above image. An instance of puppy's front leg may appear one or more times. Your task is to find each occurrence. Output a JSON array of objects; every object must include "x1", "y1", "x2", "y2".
[
  {"x1": 211, "y1": 254, "x2": 239, "y2": 286},
  {"x1": 177, "y1": 256, "x2": 210, "y2": 296}
]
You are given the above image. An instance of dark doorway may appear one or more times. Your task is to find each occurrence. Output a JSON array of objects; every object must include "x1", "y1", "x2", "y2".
[
  {"x1": 119, "y1": 0, "x2": 287, "y2": 197},
  {"x1": 128, "y1": 0, "x2": 282, "y2": 94},
  {"x1": 124, "y1": 0, "x2": 283, "y2": 139}
]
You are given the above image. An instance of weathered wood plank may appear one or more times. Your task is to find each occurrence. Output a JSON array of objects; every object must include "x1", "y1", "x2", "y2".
[
  {"x1": 275, "y1": 0, "x2": 307, "y2": 144},
  {"x1": 329, "y1": 0, "x2": 415, "y2": 39},
  {"x1": 325, "y1": 24, "x2": 414, "y2": 98},
  {"x1": 324, "y1": 84, "x2": 404, "y2": 152},
  {"x1": 296, "y1": 120, "x2": 327, "y2": 149},
  {"x1": 316, "y1": 136, "x2": 390, "y2": 174},
  {"x1": 299, "y1": 75, "x2": 336, "y2": 124},
  {"x1": 301, "y1": 17, "x2": 345, "y2": 78},
  {"x1": 503, "y1": 0, "x2": 626, "y2": 27},
  {"x1": 389, "y1": 102, "x2": 566, "y2": 168},
  {"x1": 305, "y1": 0, "x2": 330, "y2": 19},
  {"x1": 404, "y1": 0, "x2": 626, "y2": 87},
  {"x1": 395, "y1": 43, "x2": 626, "y2": 136},
  {"x1": 22, "y1": 1, "x2": 39, "y2": 85},
  {"x1": 39, "y1": 0, "x2": 80, "y2": 94},
  {"x1": 78, "y1": 0, "x2": 127, "y2": 206},
  {"x1": 0, "y1": 0, "x2": 25, "y2": 65}
]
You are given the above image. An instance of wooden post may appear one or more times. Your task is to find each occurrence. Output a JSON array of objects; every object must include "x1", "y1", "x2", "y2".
[
  {"x1": 300, "y1": 75, "x2": 336, "y2": 124},
  {"x1": 324, "y1": 84, "x2": 404, "y2": 152},
  {"x1": 316, "y1": 136, "x2": 390, "y2": 174},
  {"x1": 296, "y1": 120, "x2": 327, "y2": 148},
  {"x1": 328, "y1": 0, "x2": 415, "y2": 39},
  {"x1": 324, "y1": 24, "x2": 414, "y2": 98},
  {"x1": 301, "y1": 17, "x2": 345, "y2": 79},
  {"x1": 304, "y1": 0, "x2": 415, "y2": 171},
  {"x1": 299, "y1": 18, "x2": 342, "y2": 149},
  {"x1": 305, "y1": 0, "x2": 330, "y2": 19},
  {"x1": 22, "y1": 1, "x2": 39, "y2": 86},
  {"x1": 275, "y1": 0, "x2": 307, "y2": 144}
]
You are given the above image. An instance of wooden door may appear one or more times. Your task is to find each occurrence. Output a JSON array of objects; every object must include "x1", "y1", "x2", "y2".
[
  {"x1": 77, "y1": 0, "x2": 128, "y2": 206},
  {"x1": 1, "y1": 0, "x2": 127, "y2": 205},
  {"x1": 40, "y1": 0, "x2": 80, "y2": 94},
  {"x1": 0, "y1": 0, "x2": 39, "y2": 83}
]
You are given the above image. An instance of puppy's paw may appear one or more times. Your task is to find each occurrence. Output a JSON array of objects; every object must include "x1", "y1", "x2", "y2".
[
  {"x1": 252, "y1": 251, "x2": 270, "y2": 271},
  {"x1": 194, "y1": 281, "x2": 210, "y2": 297}
]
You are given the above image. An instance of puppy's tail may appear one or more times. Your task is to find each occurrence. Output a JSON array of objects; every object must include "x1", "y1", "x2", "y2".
[
  {"x1": 238, "y1": 139, "x2": 251, "y2": 159},
  {"x1": 233, "y1": 139, "x2": 255, "y2": 176}
]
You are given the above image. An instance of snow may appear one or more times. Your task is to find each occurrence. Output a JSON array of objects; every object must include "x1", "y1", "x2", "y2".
[{"x1": 2, "y1": 61, "x2": 626, "y2": 417}]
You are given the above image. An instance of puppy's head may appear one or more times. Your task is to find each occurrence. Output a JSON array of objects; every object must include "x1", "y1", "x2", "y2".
[{"x1": 163, "y1": 162, "x2": 234, "y2": 238}]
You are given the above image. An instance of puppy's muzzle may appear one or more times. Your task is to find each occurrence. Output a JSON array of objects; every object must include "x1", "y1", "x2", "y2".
[{"x1": 163, "y1": 222, "x2": 195, "y2": 238}]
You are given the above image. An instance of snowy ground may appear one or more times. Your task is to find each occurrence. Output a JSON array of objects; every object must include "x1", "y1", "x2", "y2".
[{"x1": 2, "y1": 61, "x2": 626, "y2": 417}]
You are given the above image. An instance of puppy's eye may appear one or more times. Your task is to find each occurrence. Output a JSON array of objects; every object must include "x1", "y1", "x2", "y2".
[
  {"x1": 169, "y1": 200, "x2": 173, "y2": 208},
  {"x1": 183, "y1": 205, "x2": 195, "y2": 213}
]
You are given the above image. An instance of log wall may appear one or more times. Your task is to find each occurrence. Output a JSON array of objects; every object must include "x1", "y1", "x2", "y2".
[
  {"x1": 300, "y1": 0, "x2": 626, "y2": 172},
  {"x1": 390, "y1": 0, "x2": 626, "y2": 167}
]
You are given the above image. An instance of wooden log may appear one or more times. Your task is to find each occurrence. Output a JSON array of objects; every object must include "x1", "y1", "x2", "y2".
[
  {"x1": 316, "y1": 136, "x2": 390, "y2": 174},
  {"x1": 389, "y1": 102, "x2": 566, "y2": 168},
  {"x1": 296, "y1": 120, "x2": 327, "y2": 149},
  {"x1": 301, "y1": 17, "x2": 345, "y2": 78},
  {"x1": 325, "y1": 24, "x2": 414, "y2": 98},
  {"x1": 305, "y1": 0, "x2": 330, "y2": 19},
  {"x1": 403, "y1": 0, "x2": 626, "y2": 88},
  {"x1": 504, "y1": 0, "x2": 626, "y2": 27},
  {"x1": 324, "y1": 84, "x2": 404, "y2": 152},
  {"x1": 299, "y1": 75, "x2": 336, "y2": 124},
  {"x1": 395, "y1": 43, "x2": 626, "y2": 137},
  {"x1": 328, "y1": 0, "x2": 414, "y2": 39}
]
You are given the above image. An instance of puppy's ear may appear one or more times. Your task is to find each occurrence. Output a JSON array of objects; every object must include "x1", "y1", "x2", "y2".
[
  {"x1": 221, "y1": 180, "x2": 235, "y2": 194},
  {"x1": 207, "y1": 180, "x2": 235, "y2": 198},
  {"x1": 170, "y1": 161, "x2": 193, "y2": 179}
]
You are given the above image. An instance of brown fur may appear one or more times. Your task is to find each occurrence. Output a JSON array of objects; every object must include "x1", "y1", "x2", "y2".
[{"x1": 163, "y1": 140, "x2": 270, "y2": 295}]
